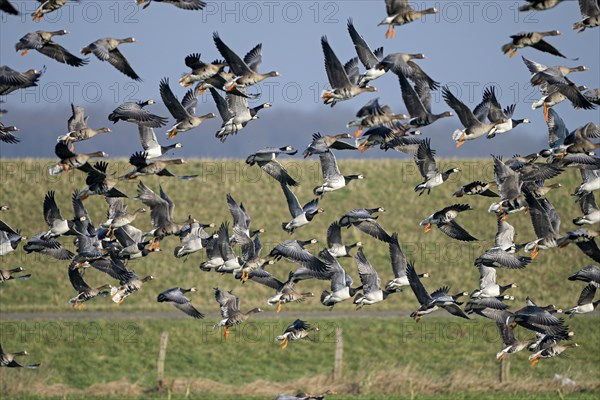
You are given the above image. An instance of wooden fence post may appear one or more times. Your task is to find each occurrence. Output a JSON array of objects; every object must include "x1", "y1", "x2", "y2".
[
  {"x1": 500, "y1": 357, "x2": 510, "y2": 383},
  {"x1": 333, "y1": 328, "x2": 343, "y2": 382},
  {"x1": 157, "y1": 331, "x2": 169, "y2": 391}
]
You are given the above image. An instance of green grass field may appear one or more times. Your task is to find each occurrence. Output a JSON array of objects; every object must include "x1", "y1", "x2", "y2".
[{"x1": 0, "y1": 158, "x2": 598, "y2": 399}]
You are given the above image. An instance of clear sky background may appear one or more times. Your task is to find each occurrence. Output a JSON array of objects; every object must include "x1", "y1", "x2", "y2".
[{"x1": 0, "y1": 0, "x2": 598, "y2": 159}]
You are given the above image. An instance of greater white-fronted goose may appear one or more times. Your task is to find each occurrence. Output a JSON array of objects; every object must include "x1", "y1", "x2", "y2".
[
  {"x1": 242, "y1": 269, "x2": 313, "y2": 313},
  {"x1": 453, "y1": 181, "x2": 498, "y2": 198},
  {"x1": 0, "y1": 0, "x2": 18, "y2": 15},
  {"x1": 81, "y1": 37, "x2": 140, "y2": 81},
  {"x1": 174, "y1": 225, "x2": 217, "y2": 259},
  {"x1": 134, "y1": 181, "x2": 182, "y2": 250},
  {"x1": 314, "y1": 150, "x2": 364, "y2": 196},
  {"x1": 50, "y1": 142, "x2": 108, "y2": 175},
  {"x1": 519, "y1": 0, "x2": 564, "y2": 12},
  {"x1": 76, "y1": 162, "x2": 128, "y2": 200},
  {"x1": 68, "y1": 266, "x2": 111, "y2": 308},
  {"x1": 23, "y1": 233, "x2": 74, "y2": 260},
  {"x1": 0, "y1": 65, "x2": 44, "y2": 95},
  {"x1": 557, "y1": 228, "x2": 600, "y2": 263},
  {"x1": 397, "y1": 71, "x2": 451, "y2": 129},
  {"x1": 32, "y1": 0, "x2": 68, "y2": 21},
  {"x1": 0, "y1": 267, "x2": 31, "y2": 284},
  {"x1": 280, "y1": 184, "x2": 323, "y2": 233},
  {"x1": 347, "y1": 98, "x2": 408, "y2": 137},
  {"x1": 137, "y1": 0, "x2": 206, "y2": 10},
  {"x1": 321, "y1": 36, "x2": 376, "y2": 107},
  {"x1": 157, "y1": 287, "x2": 205, "y2": 318},
  {"x1": 42, "y1": 191, "x2": 85, "y2": 240},
  {"x1": 232, "y1": 226, "x2": 273, "y2": 281},
  {"x1": 213, "y1": 33, "x2": 280, "y2": 91},
  {"x1": 123, "y1": 152, "x2": 195, "y2": 180},
  {"x1": 346, "y1": 18, "x2": 385, "y2": 87},
  {"x1": 505, "y1": 297, "x2": 567, "y2": 337},
  {"x1": 502, "y1": 31, "x2": 571, "y2": 59},
  {"x1": 276, "y1": 319, "x2": 318, "y2": 350},
  {"x1": 583, "y1": 88, "x2": 600, "y2": 105},
  {"x1": 226, "y1": 193, "x2": 263, "y2": 242},
  {"x1": 137, "y1": 126, "x2": 181, "y2": 159},
  {"x1": 495, "y1": 320, "x2": 537, "y2": 361},
  {"x1": 339, "y1": 207, "x2": 391, "y2": 243},
  {"x1": 420, "y1": 204, "x2": 477, "y2": 241},
  {"x1": 210, "y1": 87, "x2": 269, "y2": 142},
  {"x1": 573, "y1": 0, "x2": 600, "y2": 31},
  {"x1": 475, "y1": 246, "x2": 531, "y2": 270},
  {"x1": 15, "y1": 30, "x2": 88, "y2": 66},
  {"x1": 0, "y1": 122, "x2": 20, "y2": 144},
  {"x1": 246, "y1": 146, "x2": 298, "y2": 186},
  {"x1": 529, "y1": 342, "x2": 578, "y2": 366},
  {"x1": 568, "y1": 265, "x2": 600, "y2": 287},
  {"x1": 0, "y1": 344, "x2": 40, "y2": 368},
  {"x1": 443, "y1": 86, "x2": 504, "y2": 147},
  {"x1": 533, "y1": 82, "x2": 590, "y2": 121},
  {"x1": 379, "y1": 52, "x2": 439, "y2": 90},
  {"x1": 475, "y1": 87, "x2": 529, "y2": 138},
  {"x1": 179, "y1": 54, "x2": 226, "y2": 87},
  {"x1": 574, "y1": 169, "x2": 600, "y2": 199},
  {"x1": 353, "y1": 247, "x2": 398, "y2": 309},
  {"x1": 108, "y1": 100, "x2": 167, "y2": 128},
  {"x1": 522, "y1": 56, "x2": 589, "y2": 87},
  {"x1": 160, "y1": 78, "x2": 216, "y2": 138},
  {"x1": 385, "y1": 232, "x2": 428, "y2": 291},
  {"x1": 406, "y1": 261, "x2": 469, "y2": 321},
  {"x1": 112, "y1": 225, "x2": 156, "y2": 260},
  {"x1": 110, "y1": 270, "x2": 155, "y2": 305},
  {"x1": 379, "y1": 0, "x2": 438, "y2": 38},
  {"x1": 565, "y1": 284, "x2": 598, "y2": 317},
  {"x1": 213, "y1": 288, "x2": 262, "y2": 339},
  {"x1": 303, "y1": 133, "x2": 357, "y2": 158},
  {"x1": 57, "y1": 126, "x2": 111, "y2": 145},
  {"x1": 326, "y1": 221, "x2": 361, "y2": 258},
  {"x1": 574, "y1": 192, "x2": 600, "y2": 225},
  {"x1": 414, "y1": 138, "x2": 459, "y2": 195}
]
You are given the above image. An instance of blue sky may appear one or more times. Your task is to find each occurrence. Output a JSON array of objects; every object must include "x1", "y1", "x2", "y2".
[{"x1": 0, "y1": 0, "x2": 598, "y2": 158}]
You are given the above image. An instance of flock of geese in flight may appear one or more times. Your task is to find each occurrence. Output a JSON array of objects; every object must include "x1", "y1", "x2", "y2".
[{"x1": 0, "y1": 1, "x2": 599, "y2": 397}]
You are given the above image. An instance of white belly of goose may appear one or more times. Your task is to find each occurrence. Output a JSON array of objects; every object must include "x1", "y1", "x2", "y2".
[{"x1": 327, "y1": 244, "x2": 347, "y2": 257}]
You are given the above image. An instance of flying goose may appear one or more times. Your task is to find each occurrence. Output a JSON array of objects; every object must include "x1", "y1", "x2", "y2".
[
  {"x1": 68, "y1": 266, "x2": 111, "y2": 308},
  {"x1": 347, "y1": 98, "x2": 408, "y2": 137},
  {"x1": 505, "y1": 298, "x2": 567, "y2": 337},
  {"x1": 522, "y1": 56, "x2": 589, "y2": 87},
  {"x1": 533, "y1": 82, "x2": 590, "y2": 121},
  {"x1": 81, "y1": 37, "x2": 140, "y2": 81},
  {"x1": 379, "y1": 52, "x2": 439, "y2": 90},
  {"x1": 76, "y1": 162, "x2": 128, "y2": 200},
  {"x1": 339, "y1": 207, "x2": 391, "y2": 243},
  {"x1": 0, "y1": 0, "x2": 18, "y2": 15},
  {"x1": 276, "y1": 319, "x2": 318, "y2": 350},
  {"x1": 314, "y1": 151, "x2": 364, "y2": 196},
  {"x1": 108, "y1": 100, "x2": 168, "y2": 128},
  {"x1": 178, "y1": 53, "x2": 226, "y2": 87},
  {"x1": 414, "y1": 138, "x2": 459, "y2": 195},
  {"x1": 50, "y1": 142, "x2": 108, "y2": 175},
  {"x1": 157, "y1": 287, "x2": 205, "y2": 318},
  {"x1": 122, "y1": 152, "x2": 195, "y2": 180},
  {"x1": 303, "y1": 133, "x2": 357, "y2": 157},
  {"x1": 406, "y1": 261, "x2": 469, "y2": 321},
  {"x1": 321, "y1": 36, "x2": 376, "y2": 107},
  {"x1": 397, "y1": 71, "x2": 451, "y2": 129},
  {"x1": 443, "y1": 86, "x2": 504, "y2": 147},
  {"x1": 574, "y1": 192, "x2": 600, "y2": 225},
  {"x1": 42, "y1": 191, "x2": 86, "y2": 240},
  {"x1": 246, "y1": 146, "x2": 298, "y2": 186},
  {"x1": 225, "y1": 193, "x2": 263, "y2": 243},
  {"x1": 136, "y1": 125, "x2": 181, "y2": 159},
  {"x1": 565, "y1": 284, "x2": 599, "y2": 317},
  {"x1": 232, "y1": 226, "x2": 273, "y2": 282},
  {"x1": 495, "y1": 320, "x2": 537, "y2": 361},
  {"x1": 0, "y1": 65, "x2": 45, "y2": 95},
  {"x1": 280, "y1": 184, "x2": 323, "y2": 233},
  {"x1": 174, "y1": 225, "x2": 218, "y2": 259},
  {"x1": 134, "y1": 181, "x2": 183, "y2": 250},
  {"x1": 31, "y1": 0, "x2": 68, "y2": 21},
  {"x1": 213, "y1": 33, "x2": 280, "y2": 91},
  {"x1": 501, "y1": 31, "x2": 572, "y2": 59},
  {"x1": 0, "y1": 123, "x2": 20, "y2": 144},
  {"x1": 210, "y1": 87, "x2": 270, "y2": 142},
  {"x1": 326, "y1": 221, "x2": 361, "y2": 258},
  {"x1": 378, "y1": 0, "x2": 438, "y2": 38},
  {"x1": 110, "y1": 271, "x2": 155, "y2": 305},
  {"x1": 529, "y1": 342, "x2": 579, "y2": 366},
  {"x1": 137, "y1": 0, "x2": 206, "y2": 10},
  {"x1": 475, "y1": 87, "x2": 530, "y2": 138},
  {"x1": 0, "y1": 344, "x2": 40, "y2": 368},
  {"x1": 519, "y1": 0, "x2": 564, "y2": 12},
  {"x1": 420, "y1": 204, "x2": 477, "y2": 241},
  {"x1": 15, "y1": 30, "x2": 88, "y2": 66},
  {"x1": 557, "y1": 228, "x2": 600, "y2": 263},
  {"x1": 353, "y1": 248, "x2": 398, "y2": 308},
  {"x1": 242, "y1": 269, "x2": 313, "y2": 313},
  {"x1": 573, "y1": 0, "x2": 600, "y2": 32},
  {"x1": 23, "y1": 233, "x2": 73, "y2": 260},
  {"x1": 522, "y1": 189, "x2": 561, "y2": 258},
  {"x1": 0, "y1": 267, "x2": 31, "y2": 284},
  {"x1": 385, "y1": 232, "x2": 429, "y2": 291},
  {"x1": 471, "y1": 265, "x2": 518, "y2": 298},
  {"x1": 320, "y1": 250, "x2": 362, "y2": 309},
  {"x1": 213, "y1": 288, "x2": 263, "y2": 339},
  {"x1": 160, "y1": 78, "x2": 216, "y2": 138},
  {"x1": 568, "y1": 264, "x2": 600, "y2": 287},
  {"x1": 346, "y1": 18, "x2": 386, "y2": 87},
  {"x1": 453, "y1": 181, "x2": 499, "y2": 198},
  {"x1": 0, "y1": 219, "x2": 25, "y2": 256}
]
